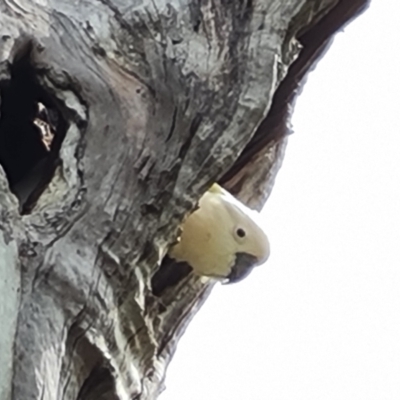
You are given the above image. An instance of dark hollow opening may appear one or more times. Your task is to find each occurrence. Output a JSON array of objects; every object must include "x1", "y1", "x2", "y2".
[
  {"x1": 0, "y1": 50, "x2": 67, "y2": 213},
  {"x1": 77, "y1": 365, "x2": 119, "y2": 400}
]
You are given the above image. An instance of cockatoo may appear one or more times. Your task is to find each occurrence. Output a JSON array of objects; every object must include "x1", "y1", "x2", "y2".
[{"x1": 151, "y1": 183, "x2": 270, "y2": 295}]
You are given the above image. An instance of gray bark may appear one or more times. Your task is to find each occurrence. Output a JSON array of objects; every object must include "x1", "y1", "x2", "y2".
[{"x1": 0, "y1": 0, "x2": 368, "y2": 399}]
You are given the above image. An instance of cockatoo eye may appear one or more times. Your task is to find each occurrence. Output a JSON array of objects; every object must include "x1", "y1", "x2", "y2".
[{"x1": 236, "y1": 228, "x2": 246, "y2": 238}]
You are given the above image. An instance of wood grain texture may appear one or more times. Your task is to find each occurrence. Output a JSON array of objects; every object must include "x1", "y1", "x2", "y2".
[{"x1": 0, "y1": 0, "x2": 368, "y2": 399}]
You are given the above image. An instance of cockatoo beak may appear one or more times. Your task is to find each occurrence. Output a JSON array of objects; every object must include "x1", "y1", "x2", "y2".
[{"x1": 224, "y1": 252, "x2": 259, "y2": 284}]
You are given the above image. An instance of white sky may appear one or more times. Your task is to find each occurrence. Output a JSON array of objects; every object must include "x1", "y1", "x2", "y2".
[{"x1": 160, "y1": 2, "x2": 400, "y2": 399}]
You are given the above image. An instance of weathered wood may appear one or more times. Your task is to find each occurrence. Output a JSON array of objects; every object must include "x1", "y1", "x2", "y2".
[
  {"x1": 222, "y1": 0, "x2": 370, "y2": 208},
  {"x1": 0, "y1": 1, "x2": 368, "y2": 399}
]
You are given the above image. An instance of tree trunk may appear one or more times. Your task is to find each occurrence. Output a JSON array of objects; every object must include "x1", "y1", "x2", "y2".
[{"x1": 0, "y1": 0, "x2": 368, "y2": 399}]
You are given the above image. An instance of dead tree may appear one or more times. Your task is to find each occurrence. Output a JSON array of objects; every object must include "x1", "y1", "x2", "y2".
[{"x1": 0, "y1": 1, "x2": 368, "y2": 399}]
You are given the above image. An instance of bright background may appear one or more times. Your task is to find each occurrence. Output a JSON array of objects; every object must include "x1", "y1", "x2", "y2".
[{"x1": 160, "y1": 2, "x2": 400, "y2": 399}]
